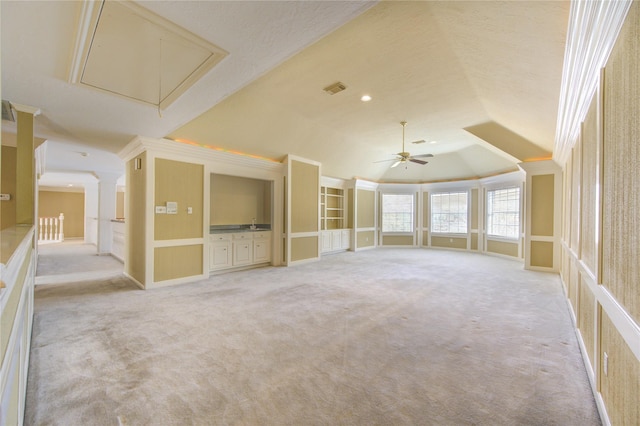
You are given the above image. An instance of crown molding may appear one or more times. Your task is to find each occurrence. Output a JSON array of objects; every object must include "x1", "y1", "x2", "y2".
[{"x1": 554, "y1": 0, "x2": 632, "y2": 165}]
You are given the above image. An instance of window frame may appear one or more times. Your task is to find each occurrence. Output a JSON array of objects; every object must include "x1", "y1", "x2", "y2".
[
  {"x1": 486, "y1": 186, "x2": 521, "y2": 241},
  {"x1": 430, "y1": 190, "x2": 469, "y2": 235},
  {"x1": 380, "y1": 193, "x2": 415, "y2": 234}
]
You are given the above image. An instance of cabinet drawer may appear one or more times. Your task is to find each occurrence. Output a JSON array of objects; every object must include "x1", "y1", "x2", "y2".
[
  {"x1": 232, "y1": 232, "x2": 252, "y2": 240},
  {"x1": 210, "y1": 234, "x2": 231, "y2": 242},
  {"x1": 252, "y1": 231, "x2": 271, "y2": 240}
]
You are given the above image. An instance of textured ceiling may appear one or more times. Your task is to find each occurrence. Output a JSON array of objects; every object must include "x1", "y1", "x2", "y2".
[
  {"x1": 2, "y1": 1, "x2": 569, "y2": 184},
  {"x1": 170, "y1": 0, "x2": 569, "y2": 182}
]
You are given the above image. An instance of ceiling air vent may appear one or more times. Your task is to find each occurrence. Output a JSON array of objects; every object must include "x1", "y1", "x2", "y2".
[
  {"x1": 1, "y1": 100, "x2": 15, "y2": 122},
  {"x1": 323, "y1": 82, "x2": 347, "y2": 95}
]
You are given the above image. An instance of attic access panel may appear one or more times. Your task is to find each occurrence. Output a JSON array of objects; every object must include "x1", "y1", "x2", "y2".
[{"x1": 70, "y1": 0, "x2": 228, "y2": 110}]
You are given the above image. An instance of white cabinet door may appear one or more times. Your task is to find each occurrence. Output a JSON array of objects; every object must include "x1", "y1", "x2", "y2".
[
  {"x1": 210, "y1": 242, "x2": 231, "y2": 270},
  {"x1": 253, "y1": 239, "x2": 271, "y2": 263},
  {"x1": 331, "y1": 231, "x2": 341, "y2": 251},
  {"x1": 341, "y1": 230, "x2": 350, "y2": 250},
  {"x1": 321, "y1": 231, "x2": 332, "y2": 253},
  {"x1": 233, "y1": 242, "x2": 253, "y2": 266}
]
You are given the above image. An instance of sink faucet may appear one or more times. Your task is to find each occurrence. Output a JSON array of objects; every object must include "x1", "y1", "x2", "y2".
[{"x1": 250, "y1": 218, "x2": 257, "y2": 230}]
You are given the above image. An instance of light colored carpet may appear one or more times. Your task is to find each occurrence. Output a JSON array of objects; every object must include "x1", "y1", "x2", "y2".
[
  {"x1": 36, "y1": 241, "x2": 123, "y2": 285},
  {"x1": 26, "y1": 248, "x2": 601, "y2": 425}
]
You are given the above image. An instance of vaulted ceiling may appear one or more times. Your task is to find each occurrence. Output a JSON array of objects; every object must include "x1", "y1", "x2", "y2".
[{"x1": 1, "y1": 0, "x2": 569, "y2": 184}]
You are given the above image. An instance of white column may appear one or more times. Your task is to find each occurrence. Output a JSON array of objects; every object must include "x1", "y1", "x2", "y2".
[
  {"x1": 84, "y1": 182, "x2": 99, "y2": 245},
  {"x1": 95, "y1": 172, "x2": 120, "y2": 255}
]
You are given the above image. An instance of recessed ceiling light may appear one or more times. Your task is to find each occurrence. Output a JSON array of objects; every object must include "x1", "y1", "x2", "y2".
[
  {"x1": 361, "y1": 95, "x2": 372, "y2": 102},
  {"x1": 67, "y1": 184, "x2": 73, "y2": 187},
  {"x1": 429, "y1": 140, "x2": 438, "y2": 144}
]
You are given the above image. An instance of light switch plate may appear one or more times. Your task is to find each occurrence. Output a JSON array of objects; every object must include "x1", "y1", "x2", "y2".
[
  {"x1": 155, "y1": 206, "x2": 167, "y2": 214},
  {"x1": 0, "y1": 193, "x2": 10, "y2": 201}
]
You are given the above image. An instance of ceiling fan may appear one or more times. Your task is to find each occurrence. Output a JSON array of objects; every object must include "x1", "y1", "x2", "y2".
[{"x1": 375, "y1": 121, "x2": 434, "y2": 168}]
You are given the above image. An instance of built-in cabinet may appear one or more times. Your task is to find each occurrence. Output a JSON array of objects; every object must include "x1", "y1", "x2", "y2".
[
  {"x1": 210, "y1": 234, "x2": 232, "y2": 270},
  {"x1": 320, "y1": 185, "x2": 351, "y2": 254},
  {"x1": 321, "y1": 229, "x2": 351, "y2": 253},
  {"x1": 253, "y1": 231, "x2": 271, "y2": 263},
  {"x1": 111, "y1": 220, "x2": 125, "y2": 262},
  {"x1": 209, "y1": 231, "x2": 271, "y2": 271}
]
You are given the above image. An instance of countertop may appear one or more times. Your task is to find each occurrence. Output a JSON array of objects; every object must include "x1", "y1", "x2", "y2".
[{"x1": 210, "y1": 225, "x2": 271, "y2": 234}]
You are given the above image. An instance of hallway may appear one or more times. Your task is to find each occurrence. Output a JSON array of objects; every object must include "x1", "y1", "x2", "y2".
[{"x1": 36, "y1": 240, "x2": 123, "y2": 285}]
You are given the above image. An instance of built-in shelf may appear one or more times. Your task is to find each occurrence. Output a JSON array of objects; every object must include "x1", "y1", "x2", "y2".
[{"x1": 321, "y1": 186, "x2": 344, "y2": 230}]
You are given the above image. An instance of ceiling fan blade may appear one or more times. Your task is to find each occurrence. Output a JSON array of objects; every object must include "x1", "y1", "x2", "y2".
[
  {"x1": 409, "y1": 158, "x2": 429, "y2": 165},
  {"x1": 390, "y1": 160, "x2": 402, "y2": 168},
  {"x1": 411, "y1": 139, "x2": 426, "y2": 145},
  {"x1": 411, "y1": 153, "x2": 434, "y2": 158},
  {"x1": 373, "y1": 158, "x2": 399, "y2": 163}
]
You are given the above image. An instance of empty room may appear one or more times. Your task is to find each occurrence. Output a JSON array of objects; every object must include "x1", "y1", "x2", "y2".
[{"x1": 1, "y1": 0, "x2": 638, "y2": 425}]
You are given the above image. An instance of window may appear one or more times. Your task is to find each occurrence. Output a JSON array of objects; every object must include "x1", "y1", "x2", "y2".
[
  {"x1": 382, "y1": 194, "x2": 414, "y2": 232},
  {"x1": 487, "y1": 187, "x2": 520, "y2": 239},
  {"x1": 431, "y1": 191, "x2": 468, "y2": 233}
]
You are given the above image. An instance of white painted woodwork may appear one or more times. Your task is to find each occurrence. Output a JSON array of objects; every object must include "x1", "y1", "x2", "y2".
[
  {"x1": 209, "y1": 231, "x2": 272, "y2": 272},
  {"x1": 321, "y1": 229, "x2": 352, "y2": 254},
  {"x1": 38, "y1": 214, "x2": 65, "y2": 243}
]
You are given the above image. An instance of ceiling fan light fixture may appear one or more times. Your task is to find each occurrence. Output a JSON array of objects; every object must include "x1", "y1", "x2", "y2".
[{"x1": 373, "y1": 121, "x2": 434, "y2": 169}]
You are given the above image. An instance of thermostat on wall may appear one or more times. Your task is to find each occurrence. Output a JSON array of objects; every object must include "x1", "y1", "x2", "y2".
[{"x1": 166, "y1": 201, "x2": 178, "y2": 214}]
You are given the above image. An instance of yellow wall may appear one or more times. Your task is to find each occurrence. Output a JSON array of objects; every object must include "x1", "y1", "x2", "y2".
[
  {"x1": 116, "y1": 191, "x2": 125, "y2": 219},
  {"x1": 16, "y1": 111, "x2": 34, "y2": 225},
  {"x1": 290, "y1": 160, "x2": 318, "y2": 234},
  {"x1": 347, "y1": 188, "x2": 354, "y2": 228},
  {"x1": 38, "y1": 190, "x2": 85, "y2": 238},
  {"x1": 600, "y1": 310, "x2": 640, "y2": 425},
  {"x1": 559, "y1": 4, "x2": 640, "y2": 424},
  {"x1": 154, "y1": 158, "x2": 203, "y2": 241},
  {"x1": 126, "y1": 153, "x2": 146, "y2": 285},
  {"x1": 530, "y1": 174, "x2": 554, "y2": 237},
  {"x1": 0, "y1": 247, "x2": 31, "y2": 368},
  {"x1": 154, "y1": 245, "x2": 203, "y2": 282},
  {"x1": 422, "y1": 191, "x2": 429, "y2": 228},
  {"x1": 1, "y1": 145, "x2": 16, "y2": 230},
  {"x1": 431, "y1": 236, "x2": 467, "y2": 250},
  {"x1": 530, "y1": 240, "x2": 553, "y2": 268},
  {"x1": 487, "y1": 240, "x2": 518, "y2": 257},
  {"x1": 356, "y1": 230, "x2": 375, "y2": 248},
  {"x1": 211, "y1": 174, "x2": 271, "y2": 225},
  {"x1": 382, "y1": 235, "x2": 413, "y2": 246},
  {"x1": 290, "y1": 236, "x2": 318, "y2": 261},
  {"x1": 470, "y1": 233, "x2": 478, "y2": 250},
  {"x1": 470, "y1": 188, "x2": 478, "y2": 229},
  {"x1": 356, "y1": 189, "x2": 375, "y2": 228},
  {"x1": 470, "y1": 188, "x2": 479, "y2": 251},
  {"x1": 601, "y1": 2, "x2": 640, "y2": 326}
]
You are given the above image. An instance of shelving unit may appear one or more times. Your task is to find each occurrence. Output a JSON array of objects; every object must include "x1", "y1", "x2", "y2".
[{"x1": 321, "y1": 187, "x2": 344, "y2": 230}]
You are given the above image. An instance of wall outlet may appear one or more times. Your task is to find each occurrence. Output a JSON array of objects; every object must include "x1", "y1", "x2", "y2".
[
  {"x1": 187, "y1": 207, "x2": 193, "y2": 214},
  {"x1": 603, "y1": 352, "x2": 608, "y2": 376}
]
